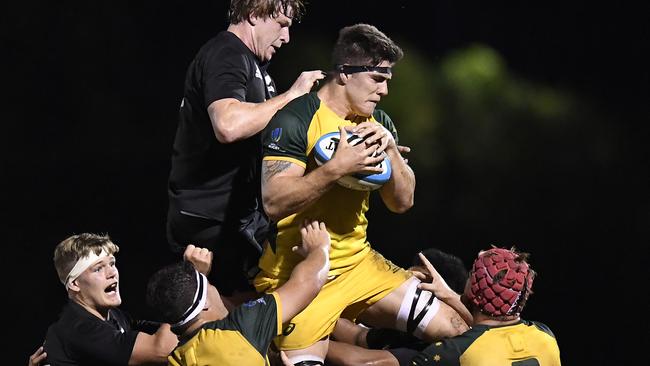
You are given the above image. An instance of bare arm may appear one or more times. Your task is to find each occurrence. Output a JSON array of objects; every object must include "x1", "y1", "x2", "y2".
[
  {"x1": 275, "y1": 220, "x2": 331, "y2": 323},
  {"x1": 128, "y1": 324, "x2": 178, "y2": 365},
  {"x1": 262, "y1": 160, "x2": 337, "y2": 222},
  {"x1": 379, "y1": 144, "x2": 415, "y2": 213},
  {"x1": 331, "y1": 318, "x2": 369, "y2": 348},
  {"x1": 209, "y1": 71, "x2": 325, "y2": 143},
  {"x1": 262, "y1": 126, "x2": 384, "y2": 221},
  {"x1": 326, "y1": 340, "x2": 399, "y2": 366}
]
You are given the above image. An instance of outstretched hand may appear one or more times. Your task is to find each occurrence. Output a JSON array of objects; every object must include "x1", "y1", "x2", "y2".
[
  {"x1": 183, "y1": 244, "x2": 213, "y2": 276},
  {"x1": 415, "y1": 253, "x2": 474, "y2": 326},
  {"x1": 292, "y1": 219, "x2": 331, "y2": 258},
  {"x1": 415, "y1": 253, "x2": 455, "y2": 299},
  {"x1": 288, "y1": 70, "x2": 326, "y2": 99}
]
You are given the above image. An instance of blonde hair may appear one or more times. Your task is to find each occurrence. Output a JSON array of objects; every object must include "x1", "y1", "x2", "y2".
[{"x1": 53, "y1": 233, "x2": 119, "y2": 285}]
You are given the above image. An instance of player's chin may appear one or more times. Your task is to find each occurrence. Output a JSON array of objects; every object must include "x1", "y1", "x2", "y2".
[
  {"x1": 354, "y1": 108, "x2": 373, "y2": 119},
  {"x1": 104, "y1": 293, "x2": 122, "y2": 307},
  {"x1": 110, "y1": 297, "x2": 123, "y2": 307},
  {"x1": 265, "y1": 47, "x2": 277, "y2": 61},
  {"x1": 360, "y1": 102, "x2": 378, "y2": 116}
]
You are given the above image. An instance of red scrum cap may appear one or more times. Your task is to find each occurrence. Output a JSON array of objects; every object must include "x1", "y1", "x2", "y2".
[{"x1": 466, "y1": 247, "x2": 535, "y2": 318}]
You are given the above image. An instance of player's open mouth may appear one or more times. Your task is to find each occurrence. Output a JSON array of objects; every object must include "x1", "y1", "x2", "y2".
[{"x1": 105, "y1": 282, "x2": 118, "y2": 294}]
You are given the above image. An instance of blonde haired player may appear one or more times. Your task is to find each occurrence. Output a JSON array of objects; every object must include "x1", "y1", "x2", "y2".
[{"x1": 39, "y1": 233, "x2": 189, "y2": 365}]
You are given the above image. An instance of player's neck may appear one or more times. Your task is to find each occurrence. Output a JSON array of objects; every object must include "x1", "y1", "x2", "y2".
[
  {"x1": 317, "y1": 83, "x2": 361, "y2": 121},
  {"x1": 74, "y1": 298, "x2": 110, "y2": 321},
  {"x1": 473, "y1": 312, "x2": 520, "y2": 326}
]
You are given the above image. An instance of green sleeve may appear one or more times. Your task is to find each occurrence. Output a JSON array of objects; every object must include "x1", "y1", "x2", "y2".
[
  {"x1": 373, "y1": 109, "x2": 399, "y2": 144},
  {"x1": 262, "y1": 108, "x2": 309, "y2": 164},
  {"x1": 204, "y1": 294, "x2": 279, "y2": 357}
]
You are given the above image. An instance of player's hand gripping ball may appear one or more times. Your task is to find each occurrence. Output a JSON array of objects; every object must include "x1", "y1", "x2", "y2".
[{"x1": 313, "y1": 131, "x2": 392, "y2": 191}]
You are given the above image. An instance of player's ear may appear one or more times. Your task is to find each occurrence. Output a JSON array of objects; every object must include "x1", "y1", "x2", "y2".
[
  {"x1": 340, "y1": 72, "x2": 350, "y2": 85},
  {"x1": 68, "y1": 279, "x2": 81, "y2": 292}
]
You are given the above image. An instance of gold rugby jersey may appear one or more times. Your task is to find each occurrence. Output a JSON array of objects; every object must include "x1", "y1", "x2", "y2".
[
  {"x1": 168, "y1": 293, "x2": 282, "y2": 366},
  {"x1": 413, "y1": 320, "x2": 561, "y2": 366},
  {"x1": 258, "y1": 92, "x2": 399, "y2": 280}
]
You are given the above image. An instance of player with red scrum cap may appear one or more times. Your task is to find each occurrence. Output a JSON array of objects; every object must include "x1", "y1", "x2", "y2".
[{"x1": 411, "y1": 247, "x2": 562, "y2": 366}]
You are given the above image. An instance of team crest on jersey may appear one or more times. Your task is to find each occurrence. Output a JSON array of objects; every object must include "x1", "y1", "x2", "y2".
[
  {"x1": 271, "y1": 128, "x2": 282, "y2": 142},
  {"x1": 266, "y1": 128, "x2": 286, "y2": 152}
]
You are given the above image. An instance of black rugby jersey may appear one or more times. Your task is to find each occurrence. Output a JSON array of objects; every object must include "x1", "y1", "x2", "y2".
[
  {"x1": 44, "y1": 301, "x2": 139, "y2": 366},
  {"x1": 168, "y1": 31, "x2": 276, "y2": 225}
]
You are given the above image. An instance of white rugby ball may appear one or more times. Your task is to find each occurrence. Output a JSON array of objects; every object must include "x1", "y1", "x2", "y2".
[{"x1": 313, "y1": 131, "x2": 392, "y2": 191}]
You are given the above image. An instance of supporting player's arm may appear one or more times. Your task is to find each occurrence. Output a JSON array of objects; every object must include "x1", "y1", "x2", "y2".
[
  {"x1": 416, "y1": 253, "x2": 473, "y2": 327},
  {"x1": 262, "y1": 126, "x2": 383, "y2": 221},
  {"x1": 326, "y1": 340, "x2": 400, "y2": 366},
  {"x1": 275, "y1": 220, "x2": 331, "y2": 322},
  {"x1": 331, "y1": 318, "x2": 369, "y2": 348},
  {"x1": 208, "y1": 71, "x2": 324, "y2": 143},
  {"x1": 128, "y1": 324, "x2": 178, "y2": 365}
]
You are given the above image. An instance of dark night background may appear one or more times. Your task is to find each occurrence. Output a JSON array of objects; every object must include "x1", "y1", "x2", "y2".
[{"x1": 4, "y1": 1, "x2": 648, "y2": 365}]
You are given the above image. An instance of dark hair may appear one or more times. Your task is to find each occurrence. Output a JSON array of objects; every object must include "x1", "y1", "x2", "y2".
[
  {"x1": 228, "y1": 0, "x2": 306, "y2": 23},
  {"x1": 413, "y1": 248, "x2": 468, "y2": 294},
  {"x1": 331, "y1": 23, "x2": 403, "y2": 67},
  {"x1": 146, "y1": 261, "x2": 198, "y2": 323}
]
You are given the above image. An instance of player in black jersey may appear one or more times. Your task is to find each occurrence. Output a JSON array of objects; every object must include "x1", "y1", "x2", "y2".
[{"x1": 166, "y1": 0, "x2": 324, "y2": 306}]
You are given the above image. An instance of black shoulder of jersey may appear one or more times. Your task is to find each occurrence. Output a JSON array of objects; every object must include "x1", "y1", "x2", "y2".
[{"x1": 528, "y1": 320, "x2": 556, "y2": 338}]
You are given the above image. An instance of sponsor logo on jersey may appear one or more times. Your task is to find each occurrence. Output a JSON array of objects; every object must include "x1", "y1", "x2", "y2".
[
  {"x1": 265, "y1": 74, "x2": 275, "y2": 93},
  {"x1": 254, "y1": 64, "x2": 263, "y2": 80}
]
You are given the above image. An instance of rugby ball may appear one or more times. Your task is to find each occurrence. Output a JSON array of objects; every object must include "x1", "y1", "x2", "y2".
[{"x1": 313, "y1": 131, "x2": 392, "y2": 191}]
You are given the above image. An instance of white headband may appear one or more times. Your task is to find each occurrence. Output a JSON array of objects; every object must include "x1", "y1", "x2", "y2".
[
  {"x1": 63, "y1": 249, "x2": 110, "y2": 289},
  {"x1": 171, "y1": 270, "x2": 208, "y2": 329}
]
